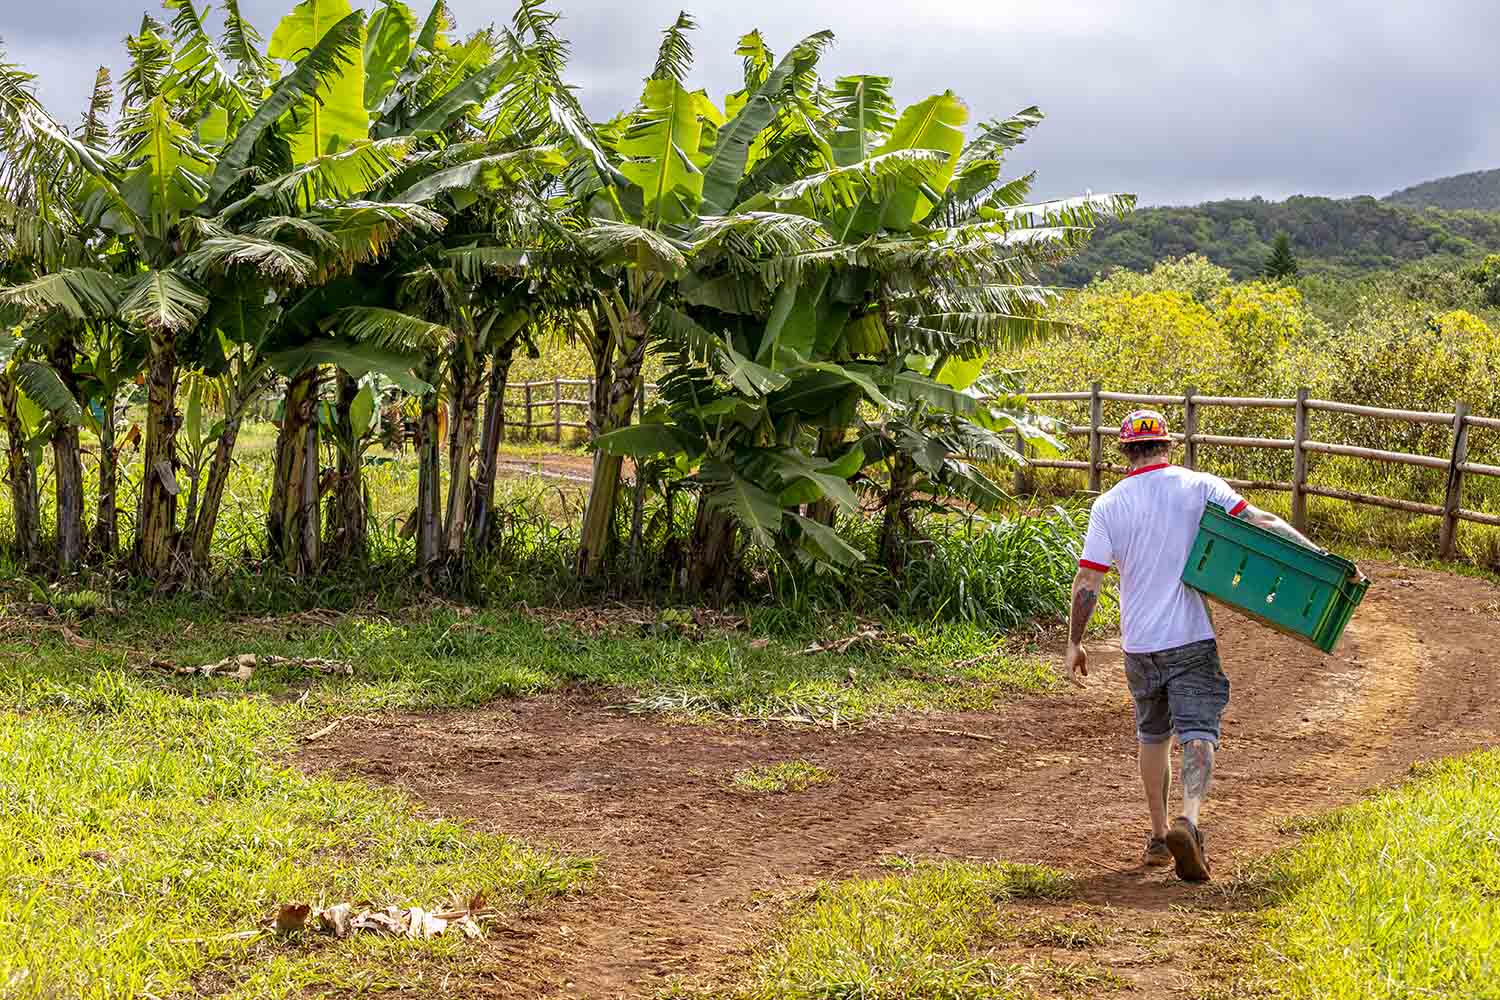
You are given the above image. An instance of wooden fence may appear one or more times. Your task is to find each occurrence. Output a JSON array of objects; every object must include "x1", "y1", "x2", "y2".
[
  {"x1": 502, "y1": 377, "x2": 658, "y2": 439},
  {"x1": 253, "y1": 376, "x2": 1500, "y2": 559},
  {"x1": 1026, "y1": 383, "x2": 1500, "y2": 558}
]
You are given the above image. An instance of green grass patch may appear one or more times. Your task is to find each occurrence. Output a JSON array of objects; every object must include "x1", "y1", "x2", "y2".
[
  {"x1": 0, "y1": 670, "x2": 591, "y2": 1000},
  {"x1": 731, "y1": 761, "x2": 834, "y2": 794},
  {"x1": 1242, "y1": 748, "x2": 1500, "y2": 999},
  {"x1": 3, "y1": 604, "x2": 1058, "y2": 725},
  {"x1": 728, "y1": 859, "x2": 1072, "y2": 999}
]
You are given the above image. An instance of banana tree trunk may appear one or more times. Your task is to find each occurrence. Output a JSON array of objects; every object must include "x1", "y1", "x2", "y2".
[
  {"x1": 685, "y1": 494, "x2": 738, "y2": 604},
  {"x1": 879, "y1": 451, "x2": 916, "y2": 573},
  {"x1": 1, "y1": 376, "x2": 42, "y2": 566},
  {"x1": 577, "y1": 313, "x2": 646, "y2": 579},
  {"x1": 273, "y1": 369, "x2": 321, "y2": 576},
  {"x1": 90, "y1": 387, "x2": 119, "y2": 559},
  {"x1": 51, "y1": 422, "x2": 85, "y2": 573},
  {"x1": 47, "y1": 338, "x2": 85, "y2": 572},
  {"x1": 323, "y1": 370, "x2": 366, "y2": 570},
  {"x1": 267, "y1": 392, "x2": 288, "y2": 560},
  {"x1": 443, "y1": 338, "x2": 484, "y2": 560},
  {"x1": 807, "y1": 426, "x2": 846, "y2": 527},
  {"x1": 137, "y1": 334, "x2": 180, "y2": 578},
  {"x1": 413, "y1": 367, "x2": 443, "y2": 572},
  {"x1": 189, "y1": 410, "x2": 245, "y2": 572},
  {"x1": 468, "y1": 338, "x2": 516, "y2": 552},
  {"x1": 587, "y1": 325, "x2": 612, "y2": 439}
]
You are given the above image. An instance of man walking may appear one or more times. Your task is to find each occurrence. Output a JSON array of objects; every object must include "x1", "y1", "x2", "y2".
[{"x1": 1064, "y1": 409, "x2": 1322, "y2": 882}]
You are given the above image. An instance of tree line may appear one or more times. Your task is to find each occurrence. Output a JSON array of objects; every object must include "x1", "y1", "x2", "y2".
[
  {"x1": 0, "y1": 0, "x2": 1126, "y2": 598},
  {"x1": 1053, "y1": 194, "x2": 1500, "y2": 286}
]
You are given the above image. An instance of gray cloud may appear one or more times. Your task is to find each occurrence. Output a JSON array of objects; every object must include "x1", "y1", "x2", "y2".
[{"x1": 6, "y1": 0, "x2": 1499, "y2": 206}]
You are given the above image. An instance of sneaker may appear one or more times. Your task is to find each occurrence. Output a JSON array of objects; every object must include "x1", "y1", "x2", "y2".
[
  {"x1": 1144, "y1": 834, "x2": 1173, "y2": 867},
  {"x1": 1165, "y1": 816, "x2": 1211, "y2": 882}
]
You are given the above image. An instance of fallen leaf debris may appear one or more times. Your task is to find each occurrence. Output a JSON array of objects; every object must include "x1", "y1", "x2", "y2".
[
  {"x1": 261, "y1": 894, "x2": 492, "y2": 941},
  {"x1": 140, "y1": 653, "x2": 355, "y2": 680}
]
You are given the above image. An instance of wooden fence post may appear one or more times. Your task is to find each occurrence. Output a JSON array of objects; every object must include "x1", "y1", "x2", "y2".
[
  {"x1": 1183, "y1": 385, "x2": 1199, "y2": 470},
  {"x1": 552, "y1": 375, "x2": 562, "y2": 442},
  {"x1": 1292, "y1": 387, "x2": 1309, "y2": 532},
  {"x1": 1013, "y1": 428, "x2": 1026, "y2": 495},
  {"x1": 1088, "y1": 381, "x2": 1103, "y2": 492},
  {"x1": 522, "y1": 382, "x2": 533, "y2": 438},
  {"x1": 1440, "y1": 402, "x2": 1472, "y2": 559}
]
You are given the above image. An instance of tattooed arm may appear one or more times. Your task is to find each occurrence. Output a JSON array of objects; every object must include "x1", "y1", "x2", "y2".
[
  {"x1": 1065, "y1": 566, "x2": 1106, "y2": 687},
  {"x1": 1238, "y1": 503, "x2": 1364, "y2": 580},
  {"x1": 1237, "y1": 503, "x2": 1320, "y2": 550}
]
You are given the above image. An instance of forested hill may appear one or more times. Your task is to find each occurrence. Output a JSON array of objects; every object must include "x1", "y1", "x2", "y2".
[
  {"x1": 1055, "y1": 195, "x2": 1500, "y2": 285},
  {"x1": 1386, "y1": 168, "x2": 1500, "y2": 211}
]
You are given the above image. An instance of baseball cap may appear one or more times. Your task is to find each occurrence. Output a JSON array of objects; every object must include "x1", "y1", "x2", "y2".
[{"x1": 1120, "y1": 409, "x2": 1171, "y2": 444}]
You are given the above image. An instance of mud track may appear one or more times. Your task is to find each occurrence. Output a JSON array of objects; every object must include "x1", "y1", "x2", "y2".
[{"x1": 300, "y1": 561, "x2": 1500, "y2": 997}]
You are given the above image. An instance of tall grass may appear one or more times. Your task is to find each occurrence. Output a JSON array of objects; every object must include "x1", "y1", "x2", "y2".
[{"x1": 883, "y1": 506, "x2": 1090, "y2": 629}]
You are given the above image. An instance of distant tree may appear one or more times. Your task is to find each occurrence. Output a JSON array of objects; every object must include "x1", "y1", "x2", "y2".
[
  {"x1": 1463, "y1": 253, "x2": 1500, "y2": 306},
  {"x1": 1263, "y1": 233, "x2": 1300, "y2": 280}
]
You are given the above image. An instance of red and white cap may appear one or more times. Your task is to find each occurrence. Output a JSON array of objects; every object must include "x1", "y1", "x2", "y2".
[{"x1": 1120, "y1": 409, "x2": 1171, "y2": 444}]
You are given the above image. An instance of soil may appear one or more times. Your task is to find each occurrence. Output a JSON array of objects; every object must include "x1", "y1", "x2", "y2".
[{"x1": 298, "y1": 560, "x2": 1500, "y2": 998}]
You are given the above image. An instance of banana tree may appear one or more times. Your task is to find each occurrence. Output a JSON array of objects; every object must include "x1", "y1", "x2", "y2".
[
  {"x1": 568, "y1": 17, "x2": 838, "y2": 581},
  {"x1": 0, "y1": 52, "x2": 123, "y2": 570},
  {"x1": 249, "y1": 0, "x2": 570, "y2": 575},
  {"x1": 596, "y1": 63, "x2": 1132, "y2": 597},
  {"x1": 0, "y1": 329, "x2": 51, "y2": 565}
]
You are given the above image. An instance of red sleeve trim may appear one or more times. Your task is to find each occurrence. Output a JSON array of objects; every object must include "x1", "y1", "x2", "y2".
[
  {"x1": 1229, "y1": 500, "x2": 1249, "y2": 517},
  {"x1": 1078, "y1": 559, "x2": 1111, "y2": 573}
]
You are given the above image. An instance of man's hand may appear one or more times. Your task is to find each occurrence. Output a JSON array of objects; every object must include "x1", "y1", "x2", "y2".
[
  {"x1": 1067, "y1": 566, "x2": 1104, "y2": 689},
  {"x1": 1064, "y1": 643, "x2": 1088, "y2": 688}
]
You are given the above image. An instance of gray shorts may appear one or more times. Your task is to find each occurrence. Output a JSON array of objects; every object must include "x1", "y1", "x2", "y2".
[{"x1": 1123, "y1": 639, "x2": 1230, "y2": 747}]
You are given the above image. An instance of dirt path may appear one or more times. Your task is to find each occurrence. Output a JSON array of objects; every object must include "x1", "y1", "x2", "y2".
[
  {"x1": 494, "y1": 453, "x2": 597, "y2": 485},
  {"x1": 299, "y1": 561, "x2": 1500, "y2": 998}
]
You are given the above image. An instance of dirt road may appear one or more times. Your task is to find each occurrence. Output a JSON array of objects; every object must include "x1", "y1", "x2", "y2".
[{"x1": 300, "y1": 561, "x2": 1500, "y2": 997}]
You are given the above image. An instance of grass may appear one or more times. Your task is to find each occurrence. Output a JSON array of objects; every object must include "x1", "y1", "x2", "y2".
[
  {"x1": 3, "y1": 599, "x2": 1060, "y2": 725},
  {"x1": 1236, "y1": 747, "x2": 1500, "y2": 1000},
  {"x1": 731, "y1": 761, "x2": 834, "y2": 794},
  {"x1": 726, "y1": 858, "x2": 1073, "y2": 1000},
  {"x1": 0, "y1": 670, "x2": 591, "y2": 1000}
]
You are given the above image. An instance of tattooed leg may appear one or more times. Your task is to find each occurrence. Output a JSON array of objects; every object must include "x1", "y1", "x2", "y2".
[
  {"x1": 1181, "y1": 740, "x2": 1215, "y2": 825},
  {"x1": 1139, "y1": 738, "x2": 1171, "y2": 838}
]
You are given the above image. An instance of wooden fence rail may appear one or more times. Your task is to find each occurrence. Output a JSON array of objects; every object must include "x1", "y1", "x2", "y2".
[{"x1": 1026, "y1": 382, "x2": 1500, "y2": 558}]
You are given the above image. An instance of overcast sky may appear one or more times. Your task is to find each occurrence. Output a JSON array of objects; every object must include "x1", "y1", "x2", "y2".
[{"x1": 5, "y1": 0, "x2": 1499, "y2": 206}]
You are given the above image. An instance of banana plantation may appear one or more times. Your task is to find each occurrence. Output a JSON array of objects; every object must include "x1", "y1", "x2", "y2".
[{"x1": 0, "y1": 0, "x2": 1129, "y2": 601}]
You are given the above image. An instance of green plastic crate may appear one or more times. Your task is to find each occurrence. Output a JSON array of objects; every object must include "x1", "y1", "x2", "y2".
[{"x1": 1181, "y1": 503, "x2": 1368, "y2": 653}]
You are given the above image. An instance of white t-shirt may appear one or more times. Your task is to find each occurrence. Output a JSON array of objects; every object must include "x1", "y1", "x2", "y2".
[{"x1": 1079, "y1": 464, "x2": 1246, "y2": 654}]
